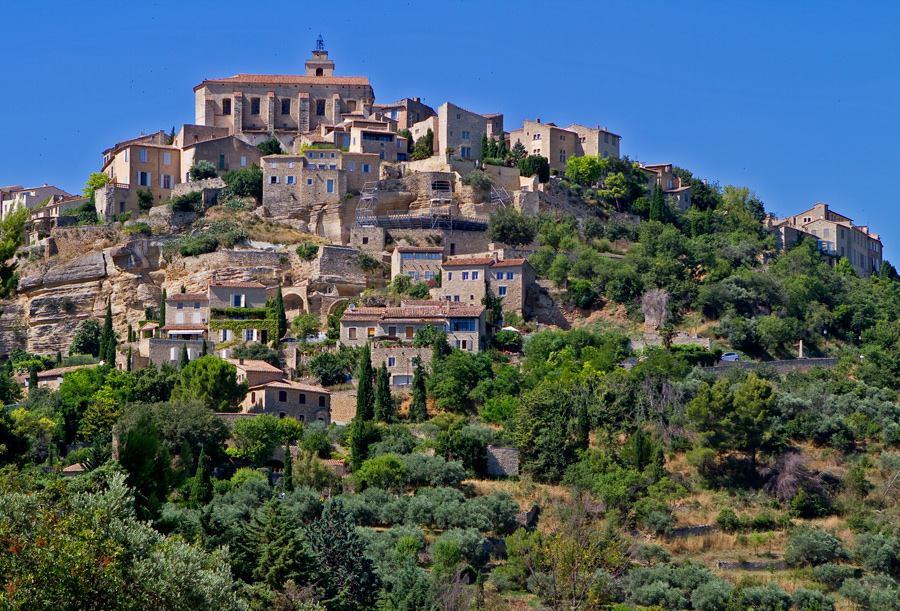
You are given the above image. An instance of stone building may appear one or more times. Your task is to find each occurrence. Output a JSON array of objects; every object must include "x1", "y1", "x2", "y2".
[
  {"x1": 440, "y1": 256, "x2": 496, "y2": 306},
  {"x1": 390, "y1": 246, "x2": 444, "y2": 282},
  {"x1": 641, "y1": 163, "x2": 691, "y2": 210},
  {"x1": 345, "y1": 119, "x2": 405, "y2": 162},
  {"x1": 1, "y1": 185, "x2": 72, "y2": 219},
  {"x1": 193, "y1": 38, "x2": 375, "y2": 151},
  {"x1": 489, "y1": 258, "x2": 534, "y2": 316},
  {"x1": 370, "y1": 341, "x2": 433, "y2": 386},
  {"x1": 769, "y1": 202, "x2": 883, "y2": 277},
  {"x1": 440, "y1": 254, "x2": 535, "y2": 316},
  {"x1": 339, "y1": 302, "x2": 486, "y2": 352},
  {"x1": 96, "y1": 131, "x2": 180, "y2": 216},
  {"x1": 508, "y1": 120, "x2": 621, "y2": 172},
  {"x1": 407, "y1": 102, "x2": 502, "y2": 160},
  {"x1": 180, "y1": 134, "x2": 263, "y2": 181},
  {"x1": 373, "y1": 97, "x2": 437, "y2": 130},
  {"x1": 209, "y1": 281, "x2": 271, "y2": 344},
  {"x1": 243, "y1": 380, "x2": 331, "y2": 424}
]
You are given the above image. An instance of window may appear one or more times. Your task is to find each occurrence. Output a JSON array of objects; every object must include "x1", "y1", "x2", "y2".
[
  {"x1": 362, "y1": 237, "x2": 368, "y2": 244},
  {"x1": 559, "y1": 151, "x2": 566, "y2": 163},
  {"x1": 319, "y1": 396, "x2": 326, "y2": 406},
  {"x1": 161, "y1": 175, "x2": 173, "y2": 189},
  {"x1": 281, "y1": 99, "x2": 291, "y2": 115},
  {"x1": 251, "y1": 392, "x2": 256, "y2": 403},
  {"x1": 329, "y1": 164, "x2": 336, "y2": 170},
  {"x1": 603, "y1": 151, "x2": 609, "y2": 158},
  {"x1": 194, "y1": 302, "x2": 200, "y2": 309},
  {"x1": 388, "y1": 357, "x2": 396, "y2": 366},
  {"x1": 241, "y1": 156, "x2": 246, "y2": 167},
  {"x1": 124, "y1": 149, "x2": 129, "y2": 162},
  {"x1": 406, "y1": 326, "x2": 414, "y2": 338},
  {"x1": 462, "y1": 272, "x2": 469, "y2": 280},
  {"x1": 163, "y1": 152, "x2": 171, "y2": 165},
  {"x1": 140, "y1": 149, "x2": 148, "y2": 163},
  {"x1": 496, "y1": 272, "x2": 503, "y2": 280},
  {"x1": 138, "y1": 172, "x2": 150, "y2": 186},
  {"x1": 447, "y1": 272, "x2": 452, "y2": 280},
  {"x1": 362, "y1": 164, "x2": 370, "y2": 173},
  {"x1": 171, "y1": 347, "x2": 177, "y2": 361},
  {"x1": 349, "y1": 162, "x2": 355, "y2": 171},
  {"x1": 472, "y1": 271, "x2": 479, "y2": 280},
  {"x1": 367, "y1": 327, "x2": 375, "y2": 337},
  {"x1": 279, "y1": 390, "x2": 287, "y2": 402},
  {"x1": 286, "y1": 176, "x2": 295, "y2": 184},
  {"x1": 232, "y1": 294, "x2": 245, "y2": 307},
  {"x1": 533, "y1": 134, "x2": 541, "y2": 140},
  {"x1": 299, "y1": 393, "x2": 306, "y2": 404},
  {"x1": 560, "y1": 134, "x2": 566, "y2": 141},
  {"x1": 348, "y1": 327, "x2": 357, "y2": 339},
  {"x1": 219, "y1": 154, "x2": 226, "y2": 169},
  {"x1": 453, "y1": 295, "x2": 460, "y2": 302},
  {"x1": 388, "y1": 326, "x2": 396, "y2": 336},
  {"x1": 251, "y1": 98, "x2": 260, "y2": 114},
  {"x1": 269, "y1": 176, "x2": 279, "y2": 184},
  {"x1": 271, "y1": 161, "x2": 277, "y2": 169},
  {"x1": 379, "y1": 152, "x2": 385, "y2": 160},
  {"x1": 307, "y1": 179, "x2": 313, "y2": 185},
  {"x1": 326, "y1": 179, "x2": 334, "y2": 193},
  {"x1": 177, "y1": 302, "x2": 183, "y2": 310},
  {"x1": 507, "y1": 272, "x2": 514, "y2": 280},
  {"x1": 316, "y1": 100, "x2": 325, "y2": 115},
  {"x1": 462, "y1": 131, "x2": 470, "y2": 139},
  {"x1": 451, "y1": 318, "x2": 476, "y2": 331},
  {"x1": 604, "y1": 133, "x2": 609, "y2": 143},
  {"x1": 221, "y1": 329, "x2": 230, "y2": 342},
  {"x1": 223, "y1": 98, "x2": 232, "y2": 115},
  {"x1": 498, "y1": 286, "x2": 507, "y2": 296},
  {"x1": 456, "y1": 114, "x2": 461, "y2": 119},
  {"x1": 330, "y1": 152, "x2": 335, "y2": 158}
]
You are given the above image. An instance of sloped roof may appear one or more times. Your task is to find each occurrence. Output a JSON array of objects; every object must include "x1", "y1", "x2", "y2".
[
  {"x1": 210, "y1": 281, "x2": 266, "y2": 289},
  {"x1": 396, "y1": 246, "x2": 444, "y2": 253},
  {"x1": 491, "y1": 258, "x2": 527, "y2": 268},
  {"x1": 196, "y1": 74, "x2": 370, "y2": 90},
  {"x1": 167, "y1": 293, "x2": 207, "y2": 302},
  {"x1": 250, "y1": 379, "x2": 330, "y2": 394},
  {"x1": 227, "y1": 359, "x2": 283, "y2": 373},
  {"x1": 37, "y1": 364, "x2": 99, "y2": 378},
  {"x1": 443, "y1": 257, "x2": 495, "y2": 267}
]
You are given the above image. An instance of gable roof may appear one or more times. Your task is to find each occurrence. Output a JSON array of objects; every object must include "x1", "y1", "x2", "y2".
[
  {"x1": 491, "y1": 258, "x2": 527, "y2": 268},
  {"x1": 210, "y1": 281, "x2": 266, "y2": 289},
  {"x1": 443, "y1": 257, "x2": 495, "y2": 267},
  {"x1": 250, "y1": 379, "x2": 330, "y2": 394},
  {"x1": 167, "y1": 293, "x2": 207, "y2": 302},
  {"x1": 196, "y1": 74, "x2": 370, "y2": 90},
  {"x1": 226, "y1": 358, "x2": 283, "y2": 373}
]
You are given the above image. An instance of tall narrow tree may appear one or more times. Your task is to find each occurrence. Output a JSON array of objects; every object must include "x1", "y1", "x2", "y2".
[
  {"x1": 126, "y1": 346, "x2": 132, "y2": 372},
  {"x1": 373, "y1": 361, "x2": 394, "y2": 423},
  {"x1": 274, "y1": 285, "x2": 287, "y2": 340},
  {"x1": 283, "y1": 443, "x2": 294, "y2": 493},
  {"x1": 180, "y1": 343, "x2": 190, "y2": 369},
  {"x1": 191, "y1": 447, "x2": 212, "y2": 508},
  {"x1": 480, "y1": 132, "x2": 490, "y2": 161},
  {"x1": 355, "y1": 345, "x2": 374, "y2": 421},
  {"x1": 28, "y1": 364, "x2": 38, "y2": 390},
  {"x1": 409, "y1": 357, "x2": 428, "y2": 423},
  {"x1": 55, "y1": 350, "x2": 62, "y2": 366},
  {"x1": 99, "y1": 299, "x2": 114, "y2": 365},
  {"x1": 159, "y1": 288, "x2": 167, "y2": 325},
  {"x1": 649, "y1": 185, "x2": 668, "y2": 223}
]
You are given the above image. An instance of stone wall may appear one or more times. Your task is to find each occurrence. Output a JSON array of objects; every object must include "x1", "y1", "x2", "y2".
[
  {"x1": 315, "y1": 245, "x2": 367, "y2": 279},
  {"x1": 349, "y1": 226, "x2": 386, "y2": 253},
  {"x1": 171, "y1": 178, "x2": 226, "y2": 198},
  {"x1": 50, "y1": 226, "x2": 116, "y2": 259},
  {"x1": 631, "y1": 332, "x2": 713, "y2": 351},
  {"x1": 481, "y1": 164, "x2": 521, "y2": 192},
  {"x1": 486, "y1": 446, "x2": 519, "y2": 477},
  {"x1": 329, "y1": 388, "x2": 357, "y2": 424},
  {"x1": 371, "y1": 342, "x2": 433, "y2": 385}
]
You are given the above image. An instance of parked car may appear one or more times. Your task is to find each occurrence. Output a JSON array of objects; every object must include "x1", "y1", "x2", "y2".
[{"x1": 721, "y1": 352, "x2": 740, "y2": 362}]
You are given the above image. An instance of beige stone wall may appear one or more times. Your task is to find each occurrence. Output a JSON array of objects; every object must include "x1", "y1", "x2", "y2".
[
  {"x1": 390, "y1": 249, "x2": 442, "y2": 281},
  {"x1": 166, "y1": 299, "x2": 209, "y2": 327},
  {"x1": 438, "y1": 103, "x2": 490, "y2": 160},
  {"x1": 208, "y1": 285, "x2": 267, "y2": 309},
  {"x1": 349, "y1": 126, "x2": 402, "y2": 162},
  {"x1": 510, "y1": 121, "x2": 576, "y2": 172},
  {"x1": 480, "y1": 164, "x2": 521, "y2": 192},
  {"x1": 349, "y1": 226, "x2": 386, "y2": 253},
  {"x1": 340, "y1": 152, "x2": 380, "y2": 193},
  {"x1": 182, "y1": 136, "x2": 262, "y2": 180},
  {"x1": 244, "y1": 385, "x2": 330, "y2": 424},
  {"x1": 262, "y1": 156, "x2": 346, "y2": 206},
  {"x1": 409, "y1": 116, "x2": 438, "y2": 152},
  {"x1": 143, "y1": 338, "x2": 213, "y2": 368},
  {"x1": 371, "y1": 342, "x2": 432, "y2": 385},
  {"x1": 492, "y1": 262, "x2": 534, "y2": 315},
  {"x1": 441, "y1": 264, "x2": 489, "y2": 306},
  {"x1": 104, "y1": 144, "x2": 180, "y2": 213}
]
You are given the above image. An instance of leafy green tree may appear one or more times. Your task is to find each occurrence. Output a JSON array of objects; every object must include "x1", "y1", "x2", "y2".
[
  {"x1": 356, "y1": 345, "x2": 375, "y2": 421},
  {"x1": 228, "y1": 413, "x2": 284, "y2": 466},
  {"x1": 232, "y1": 342, "x2": 283, "y2": 368},
  {"x1": 649, "y1": 185, "x2": 668, "y2": 223},
  {"x1": 511, "y1": 140, "x2": 527, "y2": 161},
  {"x1": 487, "y1": 206, "x2": 537, "y2": 247},
  {"x1": 257, "y1": 137, "x2": 285, "y2": 156},
  {"x1": 296, "y1": 242, "x2": 320, "y2": 260},
  {"x1": 308, "y1": 351, "x2": 349, "y2": 386},
  {"x1": 355, "y1": 454, "x2": 409, "y2": 492},
  {"x1": 118, "y1": 413, "x2": 173, "y2": 520},
  {"x1": 0, "y1": 361, "x2": 21, "y2": 406},
  {"x1": 59, "y1": 365, "x2": 107, "y2": 443},
  {"x1": 191, "y1": 447, "x2": 213, "y2": 507},
  {"x1": 349, "y1": 418, "x2": 379, "y2": 471},
  {"x1": 518, "y1": 155, "x2": 550, "y2": 182},
  {"x1": 427, "y1": 349, "x2": 493, "y2": 413},
  {"x1": 409, "y1": 357, "x2": 428, "y2": 423},
  {"x1": 0, "y1": 409, "x2": 29, "y2": 466},
  {"x1": 0, "y1": 205, "x2": 27, "y2": 298},
  {"x1": 82, "y1": 172, "x2": 111, "y2": 198},
  {"x1": 599, "y1": 172, "x2": 629, "y2": 212},
  {"x1": 115, "y1": 400, "x2": 229, "y2": 461},
  {"x1": 306, "y1": 497, "x2": 381, "y2": 611},
  {"x1": 222, "y1": 163, "x2": 263, "y2": 200},
  {"x1": 410, "y1": 129, "x2": 434, "y2": 161},
  {"x1": 172, "y1": 356, "x2": 248, "y2": 412},
  {"x1": 283, "y1": 444, "x2": 294, "y2": 492},
  {"x1": 497, "y1": 134, "x2": 509, "y2": 159},
  {"x1": 397, "y1": 128, "x2": 414, "y2": 154},
  {"x1": 189, "y1": 159, "x2": 218, "y2": 180},
  {"x1": 565, "y1": 155, "x2": 606, "y2": 186},
  {"x1": 28, "y1": 363, "x2": 38, "y2": 390},
  {"x1": 292, "y1": 312, "x2": 321, "y2": 342},
  {"x1": 69, "y1": 319, "x2": 102, "y2": 356},
  {"x1": 373, "y1": 362, "x2": 394, "y2": 422},
  {"x1": 179, "y1": 343, "x2": 189, "y2": 369}
]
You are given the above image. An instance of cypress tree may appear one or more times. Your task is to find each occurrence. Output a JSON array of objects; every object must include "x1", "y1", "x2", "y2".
[
  {"x1": 99, "y1": 299, "x2": 113, "y2": 362},
  {"x1": 55, "y1": 350, "x2": 62, "y2": 366},
  {"x1": 480, "y1": 132, "x2": 489, "y2": 160},
  {"x1": 105, "y1": 327, "x2": 117, "y2": 366},
  {"x1": 180, "y1": 284, "x2": 186, "y2": 293},
  {"x1": 409, "y1": 357, "x2": 428, "y2": 423},
  {"x1": 28, "y1": 364, "x2": 38, "y2": 390},
  {"x1": 487, "y1": 136, "x2": 498, "y2": 159},
  {"x1": 126, "y1": 346, "x2": 132, "y2": 372},
  {"x1": 127, "y1": 323, "x2": 133, "y2": 343},
  {"x1": 373, "y1": 361, "x2": 393, "y2": 422},
  {"x1": 201, "y1": 339, "x2": 208, "y2": 356},
  {"x1": 191, "y1": 447, "x2": 212, "y2": 508},
  {"x1": 649, "y1": 185, "x2": 667, "y2": 223},
  {"x1": 180, "y1": 343, "x2": 189, "y2": 368},
  {"x1": 159, "y1": 288, "x2": 167, "y2": 325},
  {"x1": 283, "y1": 443, "x2": 294, "y2": 492},
  {"x1": 355, "y1": 345, "x2": 374, "y2": 421},
  {"x1": 274, "y1": 285, "x2": 287, "y2": 339},
  {"x1": 497, "y1": 133, "x2": 508, "y2": 159}
]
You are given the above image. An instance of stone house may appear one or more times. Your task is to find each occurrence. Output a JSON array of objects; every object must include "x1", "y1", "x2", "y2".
[
  {"x1": 769, "y1": 202, "x2": 883, "y2": 277},
  {"x1": 440, "y1": 256, "x2": 496, "y2": 306},
  {"x1": 193, "y1": 38, "x2": 375, "y2": 151},
  {"x1": 262, "y1": 154, "x2": 345, "y2": 206},
  {"x1": 1, "y1": 185, "x2": 72, "y2": 219},
  {"x1": 435, "y1": 102, "x2": 503, "y2": 160},
  {"x1": 489, "y1": 258, "x2": 535, "y2": 316},
  {"x1": 141, "y1": 338, "x2": 212, "y2": 368},
  {"x1": 339, "y1": 302, "x2": 486, "y2": 352},
  {"x1": 228, "y1": 358, "x2": 284, "y2": 387},
  {"x1": 97, "y1": 131, "x2": 180, "y2": 216},
  {"x1": 180, "y1": 134, "x2": 263, "y2": 181},
  {"x1": 373, "y1": 97, "x2": 437, "y2": 130},
  {"x1": 346, "y1": 120, "x2": 405, "y2": 162},
  {"x1": 26, "y1": 195, "x2": 85, "y2": 244},
  {"x1": 641, "y1": 163, "x2": 691, "y2": 210},
  {"x1": 371, "y1": 341, "x2": 433, "y2": 386},
  {"x1": 509, "y1": 120, "x2": 621, "y2": 173},
  {"x1": 243, "y1": 379, "x2": 330, "y2": 424},
  {"x1": 390, "y1": 246, "x2": 444, "y2": 282},
  {"x1": 209, "y1": 281, "x2": 271, "y2": 344},
  {"x1": 21, "y1": 364, "x2": 100, "y2": 391}
]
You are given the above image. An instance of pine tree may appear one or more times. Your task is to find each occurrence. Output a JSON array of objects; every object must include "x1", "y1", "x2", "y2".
[
  {"x1": 274, "y1": 285, "x2": 287, "y2": 339},
  {"x1": 373, "y1": 361, "x2": 394, "y2": 422},
  {"x1": 355, "y1": 345, "x2": 374, "y2": 421},
  {"x1": 283, "y1": 443, "x2": 294, "y2": 492},
  {"x1": 649, "y1": 185, "x2": 667, "y2": 223},
  {"x1": 159, "y1": 288, "x2": 167, "y2": 325},
  {"x1": 99, "y1": 299, "x2": 113, "y2": 363},
  {"x1": 349, "y1": 417, "x2": 375, "y2": 470},
  {"x1": 409, "y1": 357, "x2": 428, "y2": 422},
  {"x1": 0, "y1": 361, "x2": 20, "y2": 405},
  {"x1": 306, "y1": 497, "x2": 381, "y2": 610},
  {"x1": 191, "y1": 447, "x2": 212, "y2": 508},
  {"x1": 105, "y1": 328, "x2": 117, "y2": 366},
  {"x1": 28, "y1": 364, "x2": 38, "y2": 390},
  {"x1": 180, "y1": 343, "x2": 189, "y2": 369},
  {"x1": 480, "y1": 132, "x2": 489, "y2": 160}
]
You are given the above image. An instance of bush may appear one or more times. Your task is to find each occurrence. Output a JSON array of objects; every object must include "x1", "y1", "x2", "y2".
[
  {"x1": 461, "y1": 169, "x2": 492, "y2": 191},
  {"x1": 398, "y1": 453, "x2": 466, "y2": 488},
  {"x1": 357, "y1": 252, "x2": 380, "y2": 271},
  {"x1": 568, "y1": 279, "x2": 597, "y2": 309},
  {"x1": 189, "y1": 160, "x2": 218, "y2": 181},
  {"x1": 124, "y1": 222, "x2": 151, "y2": 235},
  {"x1": 690, "y1": 580, "x2": 734, "y2": 611},
  {"x1": 355, "y1": 454, "x2": 409, "y2": 492},
  {"x1": 785, "y1": 528, "x2": 850, "y2": 567},
  {"x1": 170, "y1": 191, "x2": 203, "y2": 213},
  {"x1": 492, "y1": 330, "x2": 523, "y2": 352},
  {"x1": 517, "y1": 155, "x2": 550, "y2": 183},
  {"x1": 791, "y1": 588, "x2": 835, "y2": 611},
  {"x1": 222, "y1": 164, "x2": 263, "y2": 200},
  {"x1": 740, "y1": 583, "x2": 791, "y2": 611},
  {"x1": 716, "y1": 508, "x2": 743, "y2": 532},
  {"x1": 137, "y1": 189, "x2": 154, "y2": 211},
  {"x1": 814, "y1": 563, "x2": 857, "y2": 590},
  {"x1": 308, "y1": 352, "x2": 348, "y2": 386},
  {"x1": 296, "y1": 242, "x2": 320, "y2": 261}
]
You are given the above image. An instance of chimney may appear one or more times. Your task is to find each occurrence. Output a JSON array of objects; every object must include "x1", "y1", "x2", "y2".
[
  {"x1": 412, "y1": 97, "x2": 420, "y2": 102},
  {"x1": 535, "y1": 118, "x2": 540, "y2": 123},
  {"x1": 239, "y1": 358, "x2": 244, "y2": 365}
]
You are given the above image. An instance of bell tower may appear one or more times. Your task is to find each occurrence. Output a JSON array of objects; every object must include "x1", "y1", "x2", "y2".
[{"x1": 305, "y1": 35, "x2": 335, "y2": 77}]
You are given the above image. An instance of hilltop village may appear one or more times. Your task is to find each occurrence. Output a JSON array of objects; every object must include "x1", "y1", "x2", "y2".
[{"x1": 5, "y1": 37, "x2": 900, "y2": 611}]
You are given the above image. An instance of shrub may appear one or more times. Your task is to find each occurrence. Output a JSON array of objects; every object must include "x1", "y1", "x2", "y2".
[
  {"x1": 461, "y1": 169, "x2": 492, "y2": 191},
  {"x1": 398, "y1": 453, "x2": 466, "y2": 488},
  {"x1": 633, "y1": 543, "x2": 671, "y2": 567},
  {"x1": 642, "y1": 511, "x2": 674, "y2": 536},
  {"x1": 170, "y1": 191, "x2": 203, "y2": 213},
  {"x1": 296, "y1": 242, "x2": 320, "y2": 261},
  {"x1": 791, "y1": 588, "x2": 835, "y2": 611},
  {"x1": 716, "y1": 508, "x2": 743, "y2": 533},
  {"x1": 691, "y1": 580, "x2": 734, "y2": 611},
  {"x1": 517, "y1": 155, "x2": 550, "y2": 183},
  {"x1": 568, "y1": 279, "x2": 597, "y2": 309},
  {"x1": 739, "y1": 583, "x2": 791, "y2": 611},
  {"x1": 124, "y1": 222, "x2": 151, "y2": 235},
  {"x1": 308, "y1": 351, "x2": 348, "y2": 386},
  {"x1": 355, "y1": 454, "x2": 409, "y2": 492},
  {"x1": 137, "y1": 189, "x2": 154, "y2": 211},
  {"x1": 813, "y1": 563, "x2": 857, "y2": 591},
  {"x1": 222, "y1": 164, "x2": 263, "y2": 200},
  {"x1": 785, "y1": 528, "x2": 850, "y2": 567},
  {"x1": 357, "y1": 252, "x2": 380, "y2": 271},
  {"x1": 189, "y1": 160, "x2": 218, "y2": 180},
  {"x1": 492, "y1": 330, "x2": 523, "y2": 352},
  {"x1": 855, "y1": 534, "x2": 900, "y2": 578}
]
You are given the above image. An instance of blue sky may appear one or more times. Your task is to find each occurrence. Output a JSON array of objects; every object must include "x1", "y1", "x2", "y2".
[{"x1": 3, "y1": 1, "x2": 899, "y2": 260}]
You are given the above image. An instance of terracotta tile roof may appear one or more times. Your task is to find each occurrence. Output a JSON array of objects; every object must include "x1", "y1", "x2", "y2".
[
  {"x1": 401, "y1": 300, "x2": 444, "y2": 307},
  {"x1": 196, "y1": 74, "x2": 371, "y2": 89},
  {"x1": 491, "y1": 258, "x2": 526, "y2": 267},
  {"x1": 226, "y1": 359, "x2": 284, "y2": 373},
  {"x1": 443, "y1": 257, "x2": 495, "y2": 267},
  {"x1": 322, "y1": 459, "x2": 346, "y2": 466},
  {"x1": 383, "y1": 307, "x2": 447, "y2": 319},
  {"x1": 340, "y1": 307, "x2": 386, "y2": 321},
  {"x1": 139, "y1": 322, "x2": 159, "y2": 330},
  {"x1": 396, "y1": 246, "x2": 444, "y2": 253},
  {"x1": 445, "y1": 305, "x2": 485, "y2": 317},
  {"x1": 161, "y1": 325, "x2": 208, "y2": 332},
  {"x1": 62, "y1": 463, "x2": 85, "y2": 473},
  {"x1": 210, "y1": 281, "x2": 266, "y2": 289},
  {"x1": 38, "y1": 364, "x2": 99, "y2": 378},
  {"x1": 167, "y1": 293, "x2": 208, "y2": 302},
  {"x1": 250, "y1": 379, "x2": 330, "y2": 393}
]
